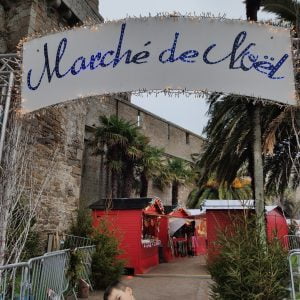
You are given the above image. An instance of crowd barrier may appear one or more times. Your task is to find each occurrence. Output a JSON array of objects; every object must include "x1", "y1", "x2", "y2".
[{"x1": 0, "y1": 245, "x2": 95, "y2": 300}]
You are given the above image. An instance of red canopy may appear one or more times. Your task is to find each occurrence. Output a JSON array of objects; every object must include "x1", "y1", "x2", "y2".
[{"x1": 143, "y1": 197, "x2": 165, "y2": 216}]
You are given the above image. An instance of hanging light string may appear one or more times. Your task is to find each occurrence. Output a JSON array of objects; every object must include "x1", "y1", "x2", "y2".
[{"x1": 16, "y1": 14, "x2": 297, "y2": 111}]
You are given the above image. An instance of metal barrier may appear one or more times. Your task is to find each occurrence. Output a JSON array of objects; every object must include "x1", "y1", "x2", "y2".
[
  {"x1": 284, "y1": 235, "x2": 300, "y2": 250},
  {"x1": 0, "y1": 246, "x2": 95, "y2": 300},
  {"x1": 60, "y1": 235, "x2": 92, "y2": 249},
  {"x1": 288, "y1": 250, "x2": 300, "y2": 300},
  {"x1": 47, "y1": 234, "x2": 93, "y2": 252},
  {"x1": 29, "y1": 250, "x2": 69, "y2": 299},
  {"x1": 76, "y1": 246, "x2": 95, "y2": 289},
  {"x1": 0, "y1": 262, "x2": 30, "y2": 299}
]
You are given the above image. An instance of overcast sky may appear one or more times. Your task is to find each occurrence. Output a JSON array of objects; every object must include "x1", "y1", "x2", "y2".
[{"x1": 99, "y1": 1, "x2": 273, "y2": 135}]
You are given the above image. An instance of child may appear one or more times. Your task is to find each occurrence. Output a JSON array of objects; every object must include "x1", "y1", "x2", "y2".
[{"x1": 103, "y1": 281, "x2": 135, "y2": 300}]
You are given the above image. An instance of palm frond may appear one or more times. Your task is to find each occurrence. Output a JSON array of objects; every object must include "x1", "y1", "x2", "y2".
[{"x1": 261, "y1": 0, "x2": 298, "y2": 24}]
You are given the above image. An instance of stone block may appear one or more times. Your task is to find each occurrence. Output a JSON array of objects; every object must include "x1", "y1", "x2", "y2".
[{"x1": 71, "y1": 166, "x2": 82, "y2": 176}]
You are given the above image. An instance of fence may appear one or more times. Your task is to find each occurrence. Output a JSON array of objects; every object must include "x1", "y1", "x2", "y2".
[
  {"x1": 288, "y1": 250, "x2": 300, "y2": 300},
  {"x1": 0, "y1": 245, "x2": 95, "y2": 300},
  {"x1": 76, "y1": 246, "x2": 95, "y2": 288},
  {"x1": 284, "y1": 235, "x2": 300, "y2": 251},
  {"x1": 0, "y1": 262, "x2": 29, "y2": 299},
  {"x1": 47, "y1": 234, "x2": 93, "y2": 252},
  {"x1": 286, "y1": 236, "x2": 300, "y2": 299}
]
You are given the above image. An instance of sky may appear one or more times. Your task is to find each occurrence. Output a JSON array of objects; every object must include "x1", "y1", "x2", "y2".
[{"x1": 99, "y1": 1, "x2": 273, "y2": 135}]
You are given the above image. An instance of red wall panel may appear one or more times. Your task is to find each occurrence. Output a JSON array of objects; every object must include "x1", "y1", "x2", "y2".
[
  {"x1": 266, "y1": 208, "x2": 288, "y2": 242},
  {"x1": 92, "y1": 209, "x2": 159, "y2": 274},
  {"x1": 206, "y1": 208, "x2": 288, "y2": 259}
]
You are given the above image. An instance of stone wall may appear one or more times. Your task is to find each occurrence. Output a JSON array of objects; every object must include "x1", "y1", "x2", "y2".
[
  {"x1": 0, "y1": 0, "x2": 102, "y2": 52},
  {"x1": 0, "y1": 0, "x2": 102, "y2": 235},
  {"x1": 29, "y1": 101, "x2": 87, "y2": 236},
  {"x1": 1, "y1": 0, "x2": 65, "y2": 52},
  {"x1": 0, "y1": 4, "x2": 8, "y2": 53},
  {"x1": 88, "y1": 0, "x2": 99, "y2": 12},
  {"x1": 1, "y1": 0, "x2": 204, "y2": 236},
  {"x1": 80, "y1": 96, "x2": 204, "y2": 206}
]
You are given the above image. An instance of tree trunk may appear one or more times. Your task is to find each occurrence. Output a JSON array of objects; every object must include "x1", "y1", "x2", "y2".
[
  {"x1": 172, "y1": 181, "x2": 179, "y2": 206},
  {"x1": 140, "y1": 171, "x2": 148, "y2": 197},
  {"x1": 246, "y1": 1, "x2": 266, "y2": 244},
  {"x1": 99, "y1": 154, "x2": 105, "y2": 201},
  {"x1": 247, "y1": 148, "x2": 255, "y2": 198},
  {"x1": 105, "y1": 166, "x2": 111, "y2": 198},
  {"x1": 246, "y1": 0, "x2": 260, "y2": 21},
  {"x1": 117, "y1": 176, "x2": 122, "y2": 198},
  {"x1": 0, "y1": 210, "x2": 9, "y2": 266},
  {"x1": 252, "y1": 105, "x2": 266, "y2": 242},
  {"x1": 111, "y1": 170, "x2": 118, "y2": 198},
  {"x1": 122, "y1": 163, "x2": 134, "y2": 198}
]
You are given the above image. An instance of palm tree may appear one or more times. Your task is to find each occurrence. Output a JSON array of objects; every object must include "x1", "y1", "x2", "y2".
[
  {"x1": 246, "y1": 0, "x2": 261, "y2": 21},
  {"x1": 197, "y1": 94, "x2": 285, "y2": 186},
  {"x1": 137, "y1": 145, "x2": 165, "y2": 197},
  {"x1": 120, "y1": 128, "x2": 145, "y2": 197},
  {"x1": 187, "y1": 177, "x2": 253, "y2": 208},
  {"x1": 261, "y1": 0, "x2": 299, "y2": 25},
  {"x1": 93, "y1": 115, "x2": 143, "y2": 198},
  {"x1": 200, "y1": 93, "x2": 300, "y2": 196},
  {"x1": 153, "y1": 157, "x2": 193, "y2": 205},
  {"x1": 198, "y1": 0, "x2": 300, "y2": 202},
  {"x1": 169, "y1": 158, "x2": 192, "y2": 206},
  {"x1": 246, "y1": 0, "x2": 299, "y2": 24}
]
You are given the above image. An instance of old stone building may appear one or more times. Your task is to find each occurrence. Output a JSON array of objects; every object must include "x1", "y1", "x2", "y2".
[{"x1": 0, "y1": 0, "x2": 204, "y2": 235}]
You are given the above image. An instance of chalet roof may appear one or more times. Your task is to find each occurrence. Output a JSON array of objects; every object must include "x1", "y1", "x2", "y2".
[
  {"x1": 89, "y1": 197, "x2": 164, "y2": 212},
  {"x1": 168, "y1": 208, "x2": 190, "y2": 218},
  {"x1": 196, "y1": 200, "x2": 281, "y2": 214},
  {"x1": 201, "y1": 200, "x2": 255, "y2": 210}
]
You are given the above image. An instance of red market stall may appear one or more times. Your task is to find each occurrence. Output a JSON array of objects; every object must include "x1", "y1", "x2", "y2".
[
  {"x1": 188, "y1": 210, "x2": 207, "y2": 255},
  {"x1": 202, "y1": 200, "x2": 289, "y2": 256},
  {"x1": 266, "y1": 206, "x2": 288, "y2": 241},
  {"x1": 90, "y1": 197, "x2": 164, "y2": 275},
  {"x1": 159, "y1": 207, "x2": 204, "y2": 262}
]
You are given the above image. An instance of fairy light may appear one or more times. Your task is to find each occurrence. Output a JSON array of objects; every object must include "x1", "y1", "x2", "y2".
[{"x1": 14, "y1": 14, "x2": 297, "y2": 111}]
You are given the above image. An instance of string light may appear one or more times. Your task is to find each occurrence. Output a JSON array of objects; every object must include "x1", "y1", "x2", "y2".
[{"x1": 15, "y1": 15, "x2": 298, "y2": 110}]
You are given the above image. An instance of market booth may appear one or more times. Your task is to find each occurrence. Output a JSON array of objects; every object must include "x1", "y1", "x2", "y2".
[
  {"x1": 266, "y1": 206, "x2": 289, "y2": 240},
  {"x1": 201, "y1": 200, "x2": 289, "y2": 256},
  {"x1": 187, "y1": 209, "x2": 207, "y2": 255},
  {"x1": 159, "y1": 207, "x2": 204, "y2": 262},
  {"x1": 90, "y1": 197, "x2": 164, "y2": 274}
]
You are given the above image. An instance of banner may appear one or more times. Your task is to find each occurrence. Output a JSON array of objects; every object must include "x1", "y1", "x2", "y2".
[{"x1": 21, "y1": 17, "x2": 297, "y2": 111}]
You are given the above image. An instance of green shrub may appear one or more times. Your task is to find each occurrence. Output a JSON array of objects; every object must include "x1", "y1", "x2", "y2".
[
  {"x1": 66, "y1": 249, "x2": 84, "y2": 291},
  {"x1": 91, "y1": 218, "x2": 125, "y2": 289},
  {"x1": 69, "y1": 208, "x2": 94, "y2": 238},
  {"x1": 208, "y1": 215, "x2": 289, "y2": 300}
]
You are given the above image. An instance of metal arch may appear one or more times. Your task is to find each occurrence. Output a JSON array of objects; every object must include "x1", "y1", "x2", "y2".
[
  {"x1": 0, "y1": 53, "x2": 21, "y2": 87},
  {"x1": 0, "y1": 53, "x2": 21, "y2": 73},
  {"x1": 0, "y1": 53, "x2": 21, "y2": 163}
]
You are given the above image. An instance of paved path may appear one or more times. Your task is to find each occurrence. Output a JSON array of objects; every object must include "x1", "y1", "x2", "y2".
[{"x1": 86, "y1": 256, "x2": 211, "y2": 300}]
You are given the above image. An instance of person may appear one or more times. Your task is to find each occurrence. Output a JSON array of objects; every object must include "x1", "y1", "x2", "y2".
[
  {"x1": 103, "y1": 281, "x2": 135, "y2": 300},
  {"x1": 187, "y1": 221, "x2": 196, "y2": 256}
]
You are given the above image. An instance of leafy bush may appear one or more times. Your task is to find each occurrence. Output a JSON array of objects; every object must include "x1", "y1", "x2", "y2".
[
  {"x1": 69, "y1": 208, "x2": 94, "y2": 238},
  {"x1": 68, "y1": 210, "x2": 125, "y2": 289},
  {"x1": 66, "y1": 249, "x2": 84, "y2": 291},
  {"x1": 91, "y1": 218, "x2": 125, "y2": 289},
  {"x1": 208, "y1": 216, "x2": 289, "y2": 300}
]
